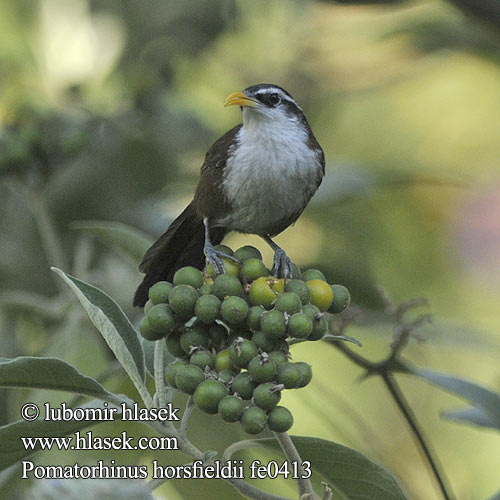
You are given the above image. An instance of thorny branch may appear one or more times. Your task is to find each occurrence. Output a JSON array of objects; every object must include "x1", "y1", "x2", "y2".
[{"x1": 327, "y1": 288, "x2": 454, "y2": 500}]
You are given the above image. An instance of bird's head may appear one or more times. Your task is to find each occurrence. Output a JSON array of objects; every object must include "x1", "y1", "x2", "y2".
[{"x1": 224, "y1": 83, "x2": 305, "y2": 127}]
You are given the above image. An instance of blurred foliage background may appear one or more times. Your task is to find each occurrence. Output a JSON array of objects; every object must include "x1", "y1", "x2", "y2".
[{"x1": 0, "y1": 1, "x2": 499, "y2": 499}]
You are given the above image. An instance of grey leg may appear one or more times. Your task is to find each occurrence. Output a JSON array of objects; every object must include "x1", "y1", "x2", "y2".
[
  {"x1": 262, "y1": 235, "x2": 293, "y2": 278},
  {"x1": 203, "y1": 218, "x2": 238, "y2": 274}
]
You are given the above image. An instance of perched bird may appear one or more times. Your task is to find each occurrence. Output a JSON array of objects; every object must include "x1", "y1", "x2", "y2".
[{"x1": 133, "y1": 83, "x2": 325, "y2": 307}]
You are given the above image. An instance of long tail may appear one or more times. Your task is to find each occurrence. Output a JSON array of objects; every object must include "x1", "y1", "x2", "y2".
[{"x1": 133, "y1": 202, "x2": 227, "y2": 307}]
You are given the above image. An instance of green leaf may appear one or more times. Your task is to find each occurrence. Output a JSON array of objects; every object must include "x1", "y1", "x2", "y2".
[
  {"x1": 441, "y1": 407, "x2": 499, "y2": 431},
  {"x1": 0, "y1": 400, "x2": 120, "y2": 471},
  {"x1": 203, "y1": 450, "x2": 218, "y2": 462},
  {"x1": 0, "y1": 357, "x2": 122, "y2": 405},
  {"x1": 52, "y1": 268, "x2": 149, "y2": 405},
  {"x1": 140, "y1": 337, "x2": 175, "y2": 378},
  {"x1": 229, "y1": 436, "x2": 408, "y2": 500},
  {"x1": 70, "y1": 220, "x2": 153, "y2": 265},
  {"x1": 487, "y1": 490, "x2": 500, "y2": 500},
  {"x1": 400, "y1": 362, "x2": 500, "y2": 428},
  {"x1": 324, "y1": 334, "x2": 362, "y2": 347}
]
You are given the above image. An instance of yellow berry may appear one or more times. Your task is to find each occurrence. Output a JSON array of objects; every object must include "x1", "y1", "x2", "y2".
[
  {"x1": 248, "y1": 277, "x2": 279, "y2": 309},
  {"x1": 206, "y1": 258, "x2": 240, "y2": 278},
  {"x1": 306, "y1": 279, "x2": 334, "y2": 311}
]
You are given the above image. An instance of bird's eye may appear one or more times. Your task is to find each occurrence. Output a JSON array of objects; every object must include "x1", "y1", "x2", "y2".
[{"x1": 268, "y1": 93, "x2": 281, "y2": 106}]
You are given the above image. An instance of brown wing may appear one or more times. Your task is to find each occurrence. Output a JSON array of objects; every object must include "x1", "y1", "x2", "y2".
[{"x1": 194, "y1": 124, "x2": 241, "y2": 221}]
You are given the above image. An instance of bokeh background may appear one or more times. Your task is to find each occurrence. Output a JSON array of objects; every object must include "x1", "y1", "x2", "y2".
[{"x1": 1, "y1": 1, "x2": 499, "y2": 499}]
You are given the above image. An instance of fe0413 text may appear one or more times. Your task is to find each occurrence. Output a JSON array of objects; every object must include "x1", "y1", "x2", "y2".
[{"x1": 249, "y1": 460, "x2": 311, "y2": 479}]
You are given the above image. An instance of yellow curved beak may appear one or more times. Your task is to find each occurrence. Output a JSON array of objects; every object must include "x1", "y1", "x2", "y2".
[{"x1": 224, "y1": 91, "x2": 259, "y2": 108}]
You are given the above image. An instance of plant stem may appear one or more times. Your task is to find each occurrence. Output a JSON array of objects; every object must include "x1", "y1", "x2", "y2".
[
  {"x1": 273, "y1": 432, "x2": 316, "y2": 499},
  {"x1": 154, "y1": 340, "x2": 166, "y2": 408},
  {"x1": 179, "y1": 396, "x2": 195, "y2": 438},
  {"x1": 29, "y1": 190, "x2": 67, "y2": 272},
  {"x1": 382, "y1": 373, "x2": 455, "y2": 500},
  {"x1": 332, "y1": 340, "x2": 455, "y2": 500},
  {"x1": 224, "y1": 478, "x2": 291, "y2": 500}
]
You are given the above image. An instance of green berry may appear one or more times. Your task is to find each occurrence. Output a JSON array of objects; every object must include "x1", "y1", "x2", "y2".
[
  {"x1": 168, "y1": 284, "x2": 199, "y2": 319},
  {"x1": 253, "y1": 383, "x2": 282, "y2": 410},
  {"x1": 329, "y1": 284, "x2": 351, "y2": 314},
  {"x1": 234, "y1": 245, "x2": 262, "y2": 262},
  {"x1": 274, "y1": 338, "x2": 290, "y2": 354},
  {"x1": 180, "y1": 326, "x2": 209, "y2": 354},
  {"x1": 194, "y1": 294, "x2": 221, "y2": 324},
  {"x1": 248, "y1": 355, "x2": 277, "y2": 383},
  {"x1": 190, "y1": 349, "x2": 215, "y2": 370},
  {"x1": 175, "y1": 364, "x2": 205, "y2": 394},
  {"x1": 268, "y1": 351, "x2": 288, "y2": 366},
  {"x1": 217, "y1": 369, "x2": 236, "y2": 385},
  {"x1": 220, "y1": 296, "x2": 249, "y2": 325},
  {"x1": 214, "y1": 244, "x2": 234, "y2": 256},
  {"x1": 149, "y1": 281, "x2": 173, "y2": 305},
  {"x1": 173, "y1": 266, "x2": 204, "y2": 289},
  {"x1": 231, "y1": 372, "x2": 256, "y2": 400},
  {"x1": 165, "y1": 332, "x2": 186, "y2": 358},
  {"x1": 277, "y1": 363, "x2": 301, "y2": 389},
  {"x1": 240, "y1": 258, "x2": 268, "y2": 281},
  {"x1": 215, "y1": 349, "x2": 234, "y2": 372},
  {"x1": 246, "y1": 305, "x2": 265, "y2": 331},
  {"x1": 218, "y1": 395, "x2": 245, "y2": 422},
  {"x1": 199, "y1": 283, "x2": 213, "y2": 295},
  {"x1": 208, "y1": 324, "x2": 227, "y2": 346},
  {"x1": 302, "y1": 304, "x2": 321, "y2": 320},
  {"x1": 287, "y1": 312, "x2": 313, "y2": 339},
  {"x1": 274, "y1": 292, "x2": 302, "y2": 315},
  {"x1": 309, "y1": 315, "x2": 328, "y2": 341},
  {"x1": 267, "y1": 406, "x2": 294, "y2": 432},
  {"x1": 290, "y1": 262, "x2": 302, "y2": 279},
  {"x1": 260, "y1": 310, "x2": 286, "y2": 340},
  {"x1": 139, "y1": 316, "x2": 163, "y2": 341},
  {"x1": 212, "y1": 274, "x2": 243, "y2": 300},
  {"x1": 284, "y1": 279, "x2": 311, "y2": 305},
  {"x1": 295, "y1": 362, "x2": 313, "y2": 388},
  {"x1": 228, "y1": 328, "x2": 252, "y2": 341},
  {"x1": 251, "y1": 331, "x2": 276, "y2": 353},
  {"x1": 144, "y1": 299, "x2": 154, "y2": 315},
  {"x1": 301, "y1": 269, "x2": 326, "y2": 282},
  {"x1": 228, "y1": 339, "x2": 258, "y2": 369},
  {"x1": 165, "y1": 360, "x2": 187, "y2": 388},
  {"x1": 147, "y1": 303, "x2": 176, "y2": 335},
  {"x1": 241, "y1": 407, "x2": 267, "y2": 434},
  {"x1": 194, "y1": 380, "x2": 228, "y2": 414}
]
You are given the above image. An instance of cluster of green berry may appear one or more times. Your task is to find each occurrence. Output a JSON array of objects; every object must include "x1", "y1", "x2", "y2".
[{"x1": 139, "y1": 245, "x2": 350, "y2": 435}]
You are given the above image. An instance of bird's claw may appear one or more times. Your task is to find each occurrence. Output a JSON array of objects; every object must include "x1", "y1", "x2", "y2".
[
  {"x1": 271, "y1": 249, "x2": 292, "y2": 279},
  {"x1": 217, "y1": 252, "x2": 240, "y2": 264},
  {"x1": 204, "y1": 245, "x2": 239, "y2": 275}
]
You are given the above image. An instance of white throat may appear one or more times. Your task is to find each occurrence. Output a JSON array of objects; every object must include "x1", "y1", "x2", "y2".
[{"x1": 218, "y1": 108, "x2": 322, "y2": 235}]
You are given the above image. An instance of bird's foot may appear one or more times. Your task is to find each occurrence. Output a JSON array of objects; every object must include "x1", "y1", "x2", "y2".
[
  {"x1": 271, "y1": 249, "x2": 293, "y2": 279},
  {"x1": 204, "y1": 244, "x2": 239, "y2": 275}
]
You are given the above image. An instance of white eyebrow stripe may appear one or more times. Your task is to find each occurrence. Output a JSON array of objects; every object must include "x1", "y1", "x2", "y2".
[{"x1": 254, "y1": 88, "x2": 300, "y2": 107}]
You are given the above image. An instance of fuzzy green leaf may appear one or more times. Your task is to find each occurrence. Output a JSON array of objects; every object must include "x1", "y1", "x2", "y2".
[
  {"x1": 230, "y1": 436, "x2": 408, "y2": 500},
  {"x1": 441, "y1": 407, "x2": 499, "y2": 431},
  {"x1": 140, "y1": 337, "x2": 175, "y2": 378},
  {"x1": 0, "y1": 356, "x2": 122, "y2": 405},
  {"x1": 400, "y1": 362, "x2": 500, "y2": 428},
  {"x1": 52, "y1": 268, "x2": 147, "y2": 403},
  {"x1": 70, "y1": 220, "x2": 153, "y2": 265}
]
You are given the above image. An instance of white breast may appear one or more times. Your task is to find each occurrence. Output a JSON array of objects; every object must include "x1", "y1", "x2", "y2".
[{"x1": 218, "y1": 111, "x2": 322, "y2": 235}]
